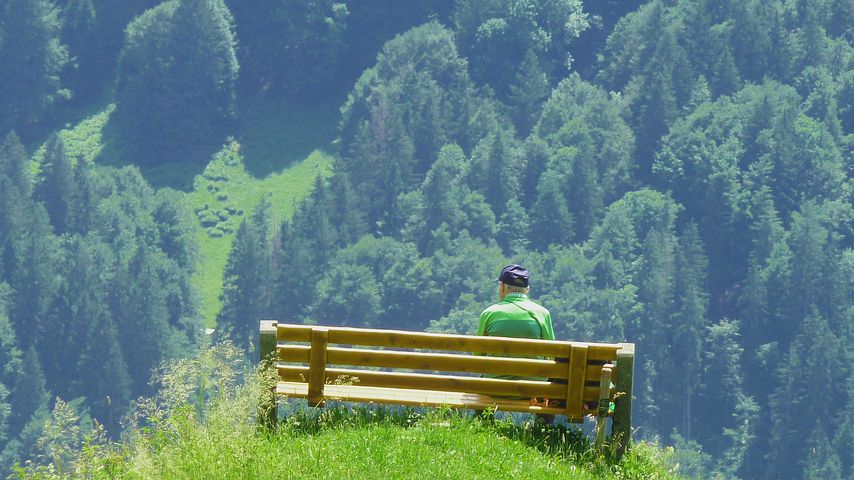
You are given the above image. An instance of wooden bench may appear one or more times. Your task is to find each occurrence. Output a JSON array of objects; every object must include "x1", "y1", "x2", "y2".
[{"x1": 259, "y1": 321, "x2": 635, "y2": 456}]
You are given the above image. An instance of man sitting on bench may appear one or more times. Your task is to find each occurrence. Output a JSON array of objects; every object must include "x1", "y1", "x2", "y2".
[{"x1": 478, "y1": 264, "x2": 560, "y2": 422}]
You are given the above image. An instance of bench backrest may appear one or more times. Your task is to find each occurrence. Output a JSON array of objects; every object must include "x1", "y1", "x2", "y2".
[{"x1": 264, "y1": 321, "x2": 633, "y2": 421}]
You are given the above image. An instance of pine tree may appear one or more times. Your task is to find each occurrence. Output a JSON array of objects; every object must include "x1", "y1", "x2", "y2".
[
  {"x1": 8, "y1": 204, "x2": 58, "y2": 350},
  {"x1": 636, "y1": 227, "x2": 677, "y2": 435},
  {"x1": 218, "y1": 200, "x2": 273, "y2": 355},
  {"x1": 452, "y1": 0, "x2": 588, "y2": 97},
  {"x1": 696, "y1": 319, "x2": 756, "y2": 475},
  {"x1": 467, "y1": 129, "x2": 523, "y2": 218},
  {"x1": 69, "y1": 158, "x2": 96, "y2": 233},
  {"x1": 73, "y1": 313, "x2": 131, "y2": 433},
  {"x1": 0, "y1": 132, "x2": 33, "y2": 198},
  {"x1": 803, "y1": 430, "x2": 843, "y2": 480},
  {"x1": 0, "y1": 384, "x2": 9, "y2": 447},
  {"x1": 497, "y1": 198, "x2": 531, "y2": 255},
  {"x1": 0, "y1": 292, "x2": 20, "y2": 442},
  {"x1": 112, "y1": 243, "x2": 173, "y2": 393},
  {"x1": 507, "y1": 49, "x2": 550, "y2": 135},
  {"x1": 706, "y1": 23, "x2": 741, "y2": 95},
  {"x1": 10, "y1": 347, "x2": 48, "y2": 438},
  {"x1": 529, "y1": 156, "x2": 574, "y2": 249},
  {"x1": 35, "y1": 134, "x2": 76, "y2": 234},
  {"x1": 672, "y1": 222, "x2": 708, "y2": 439},
  {"x1": 766, "y1": 309, "x2": 847, "y2": 480}
]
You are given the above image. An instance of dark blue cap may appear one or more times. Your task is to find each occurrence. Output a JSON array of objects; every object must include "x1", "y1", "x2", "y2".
[{"x1": 496, "y1": 264, "x2": 529, "y2": 287}]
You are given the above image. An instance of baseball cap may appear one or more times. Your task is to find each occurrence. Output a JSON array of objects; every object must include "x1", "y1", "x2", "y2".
[{"x1": 496, "y1": 264, "x2": 529, "y2": 287}]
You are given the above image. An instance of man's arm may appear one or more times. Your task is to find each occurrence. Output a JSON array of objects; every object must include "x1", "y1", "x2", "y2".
[
  {"x1": 541, "y1": 311, "x2": 556, "y2": 341},
  {"x1": 477, "y1": 308, "x2": 491, "y2": 336}
]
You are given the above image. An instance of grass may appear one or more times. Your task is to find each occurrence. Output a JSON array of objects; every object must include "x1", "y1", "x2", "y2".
[
  {"x1": 32, "y1": 93, "x2": 340, "y2": 326},
  {"x1": 186, "y1": 143, "x2": 333, "y2": 325},
  {"x1": 142, "y1": 413, "x2": 600, "y2": 479},
  {"x1": 32, "y1": 104, "x2": 115, "y2": 166},
  {"x1": 18, "y1": 408, "x2": 683, "y2": 480}
]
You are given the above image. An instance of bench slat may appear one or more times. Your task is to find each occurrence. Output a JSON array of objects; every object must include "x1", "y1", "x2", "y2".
[
  {"x1": 279, "y1": 345, "x2": 569, "y2": 379},
  {"x1": 276, "y1": 382, "x2": 581, "y2": 420},
  {"x1": 279, "y1": 366, "x2": 604, "y2": 402},
  {"x1": 277, "y1": 324, "x2": 621, "y2": 361},
  {"x1": 279, "y1": 365, "x2": 567, "y2": 399}
]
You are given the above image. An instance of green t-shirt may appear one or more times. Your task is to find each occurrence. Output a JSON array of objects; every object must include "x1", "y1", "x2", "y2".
[
  {"x1": 477, "y1": 293, "x2": 555, "y2": 341},
  {"x1": 477, "y1": 293, "x2": 555, "y2": 382}
]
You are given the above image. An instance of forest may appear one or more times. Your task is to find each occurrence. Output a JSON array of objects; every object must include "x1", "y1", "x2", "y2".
[{"x1": 0, "y1": 0, "x2": 852, "y2": 478}]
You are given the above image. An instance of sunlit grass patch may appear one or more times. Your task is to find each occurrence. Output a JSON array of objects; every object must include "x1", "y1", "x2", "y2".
[{"x1": 186, "y1": 142, "x2": 333, "y2": 326}]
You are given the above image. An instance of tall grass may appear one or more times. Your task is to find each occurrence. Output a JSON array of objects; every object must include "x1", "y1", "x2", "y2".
[{"x1": 12, "y1": 342, "x2": 683, "y2": 480}]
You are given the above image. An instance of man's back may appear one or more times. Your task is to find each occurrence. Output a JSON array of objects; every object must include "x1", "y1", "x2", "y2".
[{"x1": 478, "y1": 292, "x2": 555, "y2": 341}]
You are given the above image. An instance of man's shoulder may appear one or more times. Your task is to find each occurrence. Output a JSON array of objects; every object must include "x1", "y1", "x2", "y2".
[
  {"x1": 480, "y1": 302, "x2": 508, "y2": 316},
  {"x1": 521, "y1": 298, "x2": 551, "y2": 316}
]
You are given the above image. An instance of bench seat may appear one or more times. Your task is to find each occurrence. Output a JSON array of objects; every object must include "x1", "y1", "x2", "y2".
[{"x1": 277, "y1": 381, "x2": 567, "y2": 416}]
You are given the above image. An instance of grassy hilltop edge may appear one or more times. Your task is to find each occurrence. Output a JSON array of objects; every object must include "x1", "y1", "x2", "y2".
[{"x1": 12, "y1": 342, "x2": 682, "y2": 479}]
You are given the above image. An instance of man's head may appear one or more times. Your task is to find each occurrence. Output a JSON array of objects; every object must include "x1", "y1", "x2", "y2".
[{"x1": 496, "y1": 264, "x2": 530, "y2": 299}]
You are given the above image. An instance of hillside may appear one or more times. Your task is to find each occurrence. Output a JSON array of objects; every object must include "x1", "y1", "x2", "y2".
[{"x1": 31, "y1": 93, "x2": 338, "y2": 325}]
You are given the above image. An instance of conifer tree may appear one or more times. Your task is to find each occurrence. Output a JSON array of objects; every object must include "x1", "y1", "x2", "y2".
[
  {"x1": 0, "y1": 132, "x2": 33, "y2": 198},
  {"x1": 466, "y1": 129, "x2": 523, "y2": 218},
  {"x1": 73, "y1": 313, "x2": 130, "y2": 433},
  {"x1": 496, "y1": 198, "x2": 531, "y2": 255},
  {"x1": 672, "y1": 223, "x2": 708, "y2": 439},
  {"x1": 36, "y1": 134, "x2": 76, "y2": 234},
  {"x1": 452, "y1": 0, "x2": 588, "y2": 97},
  {"x1": 766, "y1": 309, "x2": 847, "y2": 480},
  {"x1": 803, "y1": 430, "x2": 844, "y2": 480},
  {"x1": 8, "y1": 204, "x2": 58, "y2": 350},
  {"x1": 0, "y1": 292, "x2": 19, "y2": 442},
  {"x1": 10, "y1": 347, "x2": 48, "y2": 440},
  {"x1": 508, "y1": 49, "x2": 550, "y2": 134},
  {"x1": 112, "y1": 243, "x2": 173, "y2": 393},
  {"x1": 529, "y1": 155, "x2": 574, "y2": 249},
  {"x1": 69, "y1": 158, "x2": 97, "y2": 233},
  {"x1": 218, "y1": 200, "x2": 273, "y2": 354}
]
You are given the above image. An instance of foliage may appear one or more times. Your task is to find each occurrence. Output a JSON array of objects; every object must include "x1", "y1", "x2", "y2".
[
  {"x1": 453, "y1": 0, "x2": 589, "y2": 97},
  {"x1": 0, "y1": 0, "x2": 69, "y2": 138},
  {"x1": 115, "y1": 0, "x2": 239, "y2": 165},
  {"x1": 227, "y1": 0, "x2": 349, "y2": 98}
]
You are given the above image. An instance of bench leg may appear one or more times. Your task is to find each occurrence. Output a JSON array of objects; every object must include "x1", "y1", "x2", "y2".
[
  {"x1": 595, "y1": 366, "x2": 613, "y2": 454},
  {"x1": 612, "y1": 344, "x2": 635, "y2": 461},
  {"x1": 259, "y1": 320, "x2": 279, "y2": 428}
]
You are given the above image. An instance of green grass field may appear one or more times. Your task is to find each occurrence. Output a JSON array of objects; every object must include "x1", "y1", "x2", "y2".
[{"x1": 35, "y1": 92, "x2": 341, "y2": 326}]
